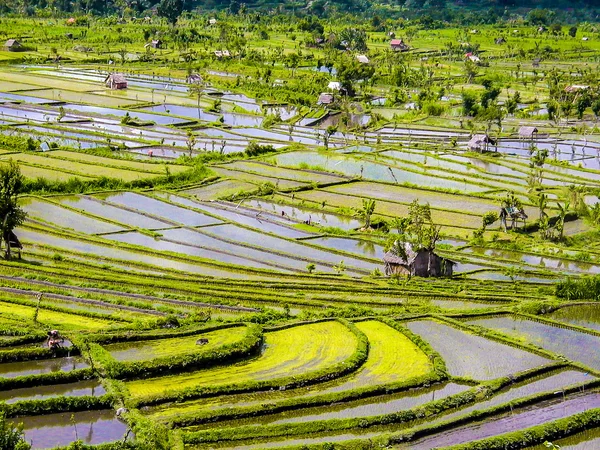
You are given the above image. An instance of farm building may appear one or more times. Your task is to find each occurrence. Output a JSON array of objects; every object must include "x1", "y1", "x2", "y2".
[
  {"x1": 390, "y1": 39, "x2": 409, "y2": 51},
  {"x1": 104, "y1": 73, "x2": 128, "y2": 90},
  {"x1": 145, "y1": 39, "x2": 162, "y2": 49},
  {"x1": 383, "y1": 242, "x2": 454, "y2": 277},
  {"x1": 317, "y1": 93, "x2": 334, "y2": 105},
  {"x1": 2, "y1": 231, "x2": 22, "y2": 259},
  {"x1": 532, "y1": 58, "x2": 541, "y2": 67},
  {"x1": 495, "y1": 37, "x2": 506, "y2": 44},
  {"x1": 356, "y1": 55, "x2": 370, "y2": 64},
  {"x1": 519, "y1": 126, "x2": 538, "y2": 139},
  {"x1": 186, "y1": 73, "x2": 203, "y2": 84},
  {"x1": 4, "y1": 39, "x2": 22, "y2": 51},
  {"x1": 328, "y1": 81, "x2": 341, "y2": 91},
  {"x1": 467, "y1": 134, "x2": 494, "y2": 152}
]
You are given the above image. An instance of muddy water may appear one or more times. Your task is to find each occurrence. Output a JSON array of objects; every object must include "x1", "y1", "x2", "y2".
[
  {"x1": 395, "y1": 392, "x2": 600, "y2": 449},
  {"x1": 0, "y1": 357, "x2": 88, "y2": 379},
  {"x1": 0, "y1": 379, "x2": 105, "y2": 403},
  {"x1": 13, "y1": 409, "x2": 128, "y2": 449}
]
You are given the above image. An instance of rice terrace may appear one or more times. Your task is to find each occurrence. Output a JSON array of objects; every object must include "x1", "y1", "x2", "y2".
[{"x1": 2, "y1": 0, "x2": 600, "y2": 448}]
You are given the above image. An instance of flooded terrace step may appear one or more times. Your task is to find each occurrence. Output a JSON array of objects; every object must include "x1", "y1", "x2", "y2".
[{"x1": 0, "y1": 275, "x2": 258, "y2": 313}]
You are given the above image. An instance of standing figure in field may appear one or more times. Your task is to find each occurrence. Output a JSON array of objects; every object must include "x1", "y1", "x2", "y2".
[
  {"x1": 500, "y1": 193, "x2": 528, "y2": 231},
  {"x1": 46, "y1": 330, "x2": 64, "y2": 350}
]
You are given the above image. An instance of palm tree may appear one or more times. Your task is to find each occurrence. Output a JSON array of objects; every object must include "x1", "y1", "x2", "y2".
[
  {"x1": 356, "y1": 198, "x2": 376, "y2": 230},
  {"x1": 556, "y1": 200, "x2": 570, "y2": 240}
]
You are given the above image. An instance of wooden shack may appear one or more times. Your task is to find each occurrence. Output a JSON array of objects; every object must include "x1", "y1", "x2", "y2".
[
  {"x1": 186, "y1": 73, "x2": 203, "y2": 84},
  {"x1": 4, "y1": 39, "x2": 22, "y2": 52},
  {"x1": 383, "y1": 242, "x2": 454, "y2": 277},
  {"x1": 518, "y1": 126, "x2": 538, "y2": 139},
  {"x1": 467, "y1": 134, "x2": 494, "y2": 152},
  {"x1": 104, "y1": 73, "x2": 128, "y2": 90},
  {"x1": 317, "y1": 93, "x2": 334, "y2": 105},
  {"x1": 390, "y1": 39, "x2": 408, "y2": 51}
]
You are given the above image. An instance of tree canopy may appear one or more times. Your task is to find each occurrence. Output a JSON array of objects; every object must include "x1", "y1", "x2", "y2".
[{"x1": 0, "y1": 161, "x2": 27, "y2": 259}]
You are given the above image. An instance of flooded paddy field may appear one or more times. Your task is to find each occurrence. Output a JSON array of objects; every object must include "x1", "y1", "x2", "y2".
[{"x1": 2, "y1": 57, "x2": 600, "y2": 450}]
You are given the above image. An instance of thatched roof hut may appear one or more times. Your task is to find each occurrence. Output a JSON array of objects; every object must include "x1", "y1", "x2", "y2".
[
  {"x1": 4, "y1": 39, "x2": 22, "y2": 51},
  {"x1": 104, "y1": 73, "x2": 128, "y2": 89},
  {"x1": 383, "y1": 242, "x2": 454, "y2": 277},
  {"x1": 390, "y1": 39, "x2": 409, "y2": 51},
  {"x1": 518, "y1": 126, "x2": 538, "y2": 139},
  {"x1": 467, "y1": 134, "x2": 494, "y2": 152},
  {"x1": 317, "y1": 93, "x2": 334, "y2": 105}
]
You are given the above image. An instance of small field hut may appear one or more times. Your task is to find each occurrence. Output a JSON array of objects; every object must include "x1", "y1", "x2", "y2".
[
  {"x1": 518, "y1": 126, "x2": 538, "y2": 140},
  {"x1": 390, "y1": 39, "x2": 409, "y2": 51},
  {"x1": 467, "y1": 134, "x2": 494, "y2": 152},
  {"x1": 105, "y1": 73, "x2": 128, "y2": 90},
  {"x1": 4, "y1": 39, "x2": 22, "y2": 52},
  {"x1": 383, "y1": 243, "x2": 454, "y2": 277},
  {"x1": 317, "y1": 93, "x2": 334, "y2": 106}
]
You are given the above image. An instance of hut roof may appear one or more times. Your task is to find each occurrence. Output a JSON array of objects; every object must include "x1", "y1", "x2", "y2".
[
  {"x1": 518, "y1": 126, "x2": 538, "y2": 137},
  {"x1": 317, "y1": 93, "x2": 334, "y2": 105},
  {"x1": 106, "y1": 73, "x2": 127, "y2": 84},
  {"x1": 187, "y1": 74, "x2": 203, "y2": 83},
  {"x1": 356, "y1": 54, "x2": 370, "y2": 64},
  {"x1": 383, "y1": 242, "x2": 418, "y2": 266},
  {"x1": 390, "y1": 39, "x2": 404, "y2": 46},
  {"x1": 4, "y1": 39, "x2": 21, "y2": 48},
  {"x1": 328, "y1": 81, "x2": 341, "y2": 91},
  {"x1": 468, "y1": 134, "x2": 490, "y2": 145}
]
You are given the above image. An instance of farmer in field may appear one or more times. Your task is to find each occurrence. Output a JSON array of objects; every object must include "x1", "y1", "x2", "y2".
[{"x1": 46, "y1": 330, "x2": 64, "y2": 350}]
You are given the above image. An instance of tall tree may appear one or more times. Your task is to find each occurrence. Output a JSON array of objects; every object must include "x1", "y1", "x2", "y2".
[
  {"x1": 157, "y1": 0, "x2": 184, "y2": 25},
  {"x1": 0, "y1": 161, "x2": 26, "y2": 259}
]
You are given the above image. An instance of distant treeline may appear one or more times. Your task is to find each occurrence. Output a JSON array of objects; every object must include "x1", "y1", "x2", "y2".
[{"x1": 0, "y1": 0, "x2": 599, "y2": 24}]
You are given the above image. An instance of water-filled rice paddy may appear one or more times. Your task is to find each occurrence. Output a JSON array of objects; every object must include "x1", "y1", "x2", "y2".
[
  {"x1": 526, "y1": 427, "x2": 600, "y2": 449},
  {"x1": 126, "y1": 321, "x2": 358, "y2": 399},
  {"x1": 98, "y1": 192, "x2": 222, "y2": 227},
  {"x1": 545, "y1": 304, "x2": 600, "y2": 332},
  {"x1": 22, "y1": 199, "x2": 126, "y2": 235},
  {"x1": 3, "y1": 60, "x2": 600, "y2": 450},
  {"x1": 467, "y1": 315, "x2": 600, "y2": 371},
  {"x1": 15, "y1": 409, "x2": 129, "y2": 448},
  {"x1": 395, "y1": 392, "x2": 600, "y2": 450},
  {"x1": 406, "y1": 320, "x2": 551, "y2": 380},
  {"x1": 105, "y1": 326, "x2": 248, "y2": 361},
  {"x1": 0, "y1": 357, "x2": 88, "y2": 378},
  {"x1": 182, "y1": 180, "x2": 257, "y2": 200},
  {"x1": 0, "y1": 379, "x2": 106, "y2": 403}
]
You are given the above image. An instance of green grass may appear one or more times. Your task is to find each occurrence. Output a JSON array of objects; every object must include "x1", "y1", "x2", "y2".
[
  {"x1": 125, "y1": 321, "x2": 358, "y2": 399},
  {"x1": 0, "y1": 153, "x2": 181, "y2": 182},
  {"x1": 105, "y1": 326, "x2": 248, "y2": 362},
  {"x1": 0, "y1": 301, "x2": 117, "y2": 331},
  {"x1": 47, "y1": 151, "x2": 189, "y2": 175}
]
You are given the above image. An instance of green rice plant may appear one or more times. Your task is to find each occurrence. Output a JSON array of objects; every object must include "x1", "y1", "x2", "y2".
[{"x1": 127, "y1": 319, "x2": 364, "y2": 404}]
